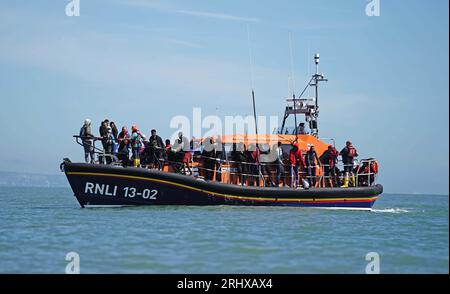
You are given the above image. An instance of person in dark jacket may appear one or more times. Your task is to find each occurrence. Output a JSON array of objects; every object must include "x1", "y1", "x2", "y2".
[
  {"x1": 99, "y1": 119, "x2": 108, "y2": 137},
  {"x1": 260, "y1": 144, "x2": 275, "y2": 187},
  {"x1": 231, "y1": 142, "x2": 248, "y2": 185},
  {"x1": 214, "y1": 138, "x2": 226, "y2": 182},
  {"x1": 147, "y1": 129, "x2": 164, "y2": 169},
  {"x1": 248, "y1": 144, "x2": 260, "y2": 187},
  {"x1": 164, "y1": 139, "x2": 171, "y2": 160},
  {"x1": 201, "y1": 137, "x2": 216, "y2": 181},
  {"x1": 320, "y1": 145, "x2": 339, "y2": 187},
  {"x1": 149, "y1": 129, "x2": 164, "y2": 149},
  {"x1": 99, "y1": 120, "x2": 108, "y2": 149},
  {"x1": 117, "y1": 126, "x2": 131, "y2": 166},
  {"x1": 109, "y1": 122, "x2": 119, "y2": 155},
  {"x1": 109, "y1": 122, "x2": 118, "y2": 141},
  {"x1": 304, "y1": 144, "x2": 321, "y2": 187},
  {"x1": 99, "y1": 120, "x2": 113, "y2": 164}
]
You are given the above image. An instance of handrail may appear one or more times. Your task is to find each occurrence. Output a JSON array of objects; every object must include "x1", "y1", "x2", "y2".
[{"x1": 73, "y1": 135, "x2": 378, "y2": 188}]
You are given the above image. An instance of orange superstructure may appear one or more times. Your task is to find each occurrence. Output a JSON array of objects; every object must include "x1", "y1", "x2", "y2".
[{"x1": 219, "y1": 134, "x2": 329, "y2": 155}]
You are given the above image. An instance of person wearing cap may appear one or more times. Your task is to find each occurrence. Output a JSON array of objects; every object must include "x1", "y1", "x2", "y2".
[
  {"x1": 304, "y1": 144, "x2": 321, "y2": 187},
  {"x1": 340, "y1": 140, "x2": 359, "y2": 187},
  {"x1": 79, "y1": 119, "x2": 95, "y2": 163}
]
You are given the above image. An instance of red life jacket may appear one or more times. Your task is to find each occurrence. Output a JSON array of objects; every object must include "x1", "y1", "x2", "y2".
[
  {"x1": 329, "y1": 148, "x2": 338, "y2": 168},
  {"x1": 348, "y1": 147, "x2": 357, "y2": 157},
  {"x1": 371, "y1": 161, "x2": 379, "y2": 174}
]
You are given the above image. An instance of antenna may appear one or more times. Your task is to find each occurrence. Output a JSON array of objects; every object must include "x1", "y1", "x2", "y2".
[
  {"x1": 246, "y1": 25, "x2": 258, "y2": 137},
  {"x1": 289, "y1": 32, "x2": 296, "y2": 94},
  {"x1": 307, "y1": 40, "x2": 311, "y2": 79},
  {"x1": 289, "y1": 32, "x2": 299, "y2": 141}
]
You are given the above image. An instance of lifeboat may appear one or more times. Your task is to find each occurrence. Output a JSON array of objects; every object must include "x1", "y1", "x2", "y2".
[{"x1": 61, "y1": 53, "x2": 383, "y2": 210}]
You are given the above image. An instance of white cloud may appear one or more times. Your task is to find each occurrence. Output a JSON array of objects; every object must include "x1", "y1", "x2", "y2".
[
  {"x1": 115, "y1": 0, "x2": 260, "y2": 23},
  {"x1": 116, "y1": 0, "x2": 173, "y2": 10},
  {"x1": 176, "y1": 10, "x2": 260, "y2": 23},
  {"x1": 162, "y1": 38, "x2": 202, "y2": 49}
]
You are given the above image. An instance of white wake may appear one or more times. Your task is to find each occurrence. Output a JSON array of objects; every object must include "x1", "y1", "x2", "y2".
[{"x1": 371, "y1": 208, "x2": 410, "y2": 213}]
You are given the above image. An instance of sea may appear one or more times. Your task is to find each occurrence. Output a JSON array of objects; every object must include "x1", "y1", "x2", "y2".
[{"x1": 0, "y1": 187, "x2": 448, "y2": 274}]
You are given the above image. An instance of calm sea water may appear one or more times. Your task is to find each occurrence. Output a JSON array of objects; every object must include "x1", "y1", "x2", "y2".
[{"x1": 0, "y1": 187, "x2": 448, "y2": 273}]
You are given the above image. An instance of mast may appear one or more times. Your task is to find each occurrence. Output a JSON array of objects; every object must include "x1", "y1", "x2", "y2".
[
  {"x1": 246, "y1": 25, "x2": 259, "y2": 137},
  {"x1": 309, "y1": 53, "x2": 327, "y2": 137},
  {"x1": 279, "y1": 53, "x2": 327, "y2": 138},
  {"x1": 251, "y1": 89, "x2": 258, "y2": 135},
  {"x1": 246, "y1": 25, "x2": 262, "y2": 184}
]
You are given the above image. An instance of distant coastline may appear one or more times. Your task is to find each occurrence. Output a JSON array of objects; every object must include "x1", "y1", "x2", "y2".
[
  {"x1": 0, "y1": 172, "x2": 447, "y2": 196},
  {"x1": 0, "y1": 171, "x2": 68, "y2": 188}
]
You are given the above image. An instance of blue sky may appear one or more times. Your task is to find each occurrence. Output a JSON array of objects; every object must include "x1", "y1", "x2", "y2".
[{"x1": 0, "y1": 0, "x2": 448, "y2": 194}]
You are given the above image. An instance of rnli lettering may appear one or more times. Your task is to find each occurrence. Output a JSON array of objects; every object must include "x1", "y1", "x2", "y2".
[
  {"x1": 84, "y1": 182, "x2": 158, "y2": 200},
  {"x1": 84, "y1": 182, "x2": 117, "y2": 196}
]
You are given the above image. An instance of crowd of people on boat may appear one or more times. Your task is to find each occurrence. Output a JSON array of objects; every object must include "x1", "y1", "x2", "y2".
[{"x1": 78, "y1": 118, "x2": 375, "y2": 188}]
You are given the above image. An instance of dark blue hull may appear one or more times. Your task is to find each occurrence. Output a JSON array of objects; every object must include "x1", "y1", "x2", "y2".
[{"x1": 62, "y1": 162, "x2": 383, "y2": 210}]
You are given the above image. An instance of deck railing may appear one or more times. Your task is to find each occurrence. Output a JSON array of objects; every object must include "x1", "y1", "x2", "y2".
[{"x1": 74, "y1": 135, "x2": 378, "y2": 189}]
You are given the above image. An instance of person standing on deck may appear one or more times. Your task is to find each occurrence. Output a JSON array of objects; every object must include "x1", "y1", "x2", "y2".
[
  {"x1": 320, "y1": 145, "x2": 339, "y2": 187},
  {"x1": 214, "y1": 138, "x2": 226, "y2": 182},
  {"x1": 130, "y1": 125, "x2": 143, "y2": 166},
  {"x1": 274, "y1": 142, "x2": 285, "y2": 187},
  {"x1": 201, "y1": 137, "x2": 216, "y2": 181},
  {"x1": 289, "y1": 143, "x2": 305, "y2": 188},
  {"x1": 173, "y1": 132, "x2": 191, "y2": 174},
  {"x1": 99, "y1": 120, "x2": 108, "y2": 153},
  {"x1": 117, "y1": 126, "x2": 131, "y2": 166},
  {"x1": 250, "y1": 144, "x2": 261, "y2": 187},
  {"x1": 231, "y1": 142, "x2": 248, "y2": 185},
  {"x1": 79, "y1": 119, "x2": 95, "y2": 163},
  {"x1": 110, "y1": 122, "x2": 119, "y2": 155},
  {"x1": 340, "y1": 141, "x2": 359, "y2": 187},
  {"x1": 304, "y1": 144, "x2": 321, "y2": 187},
  {"x1": 105, "y1": 125, "x2": 114, "y2": 164},
  {"x1": 149, "y1": 129, "x2": 164, "y2": 168},
  {"x1": 99, "y1": 119, "x2": 109, "y2": 138}
]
